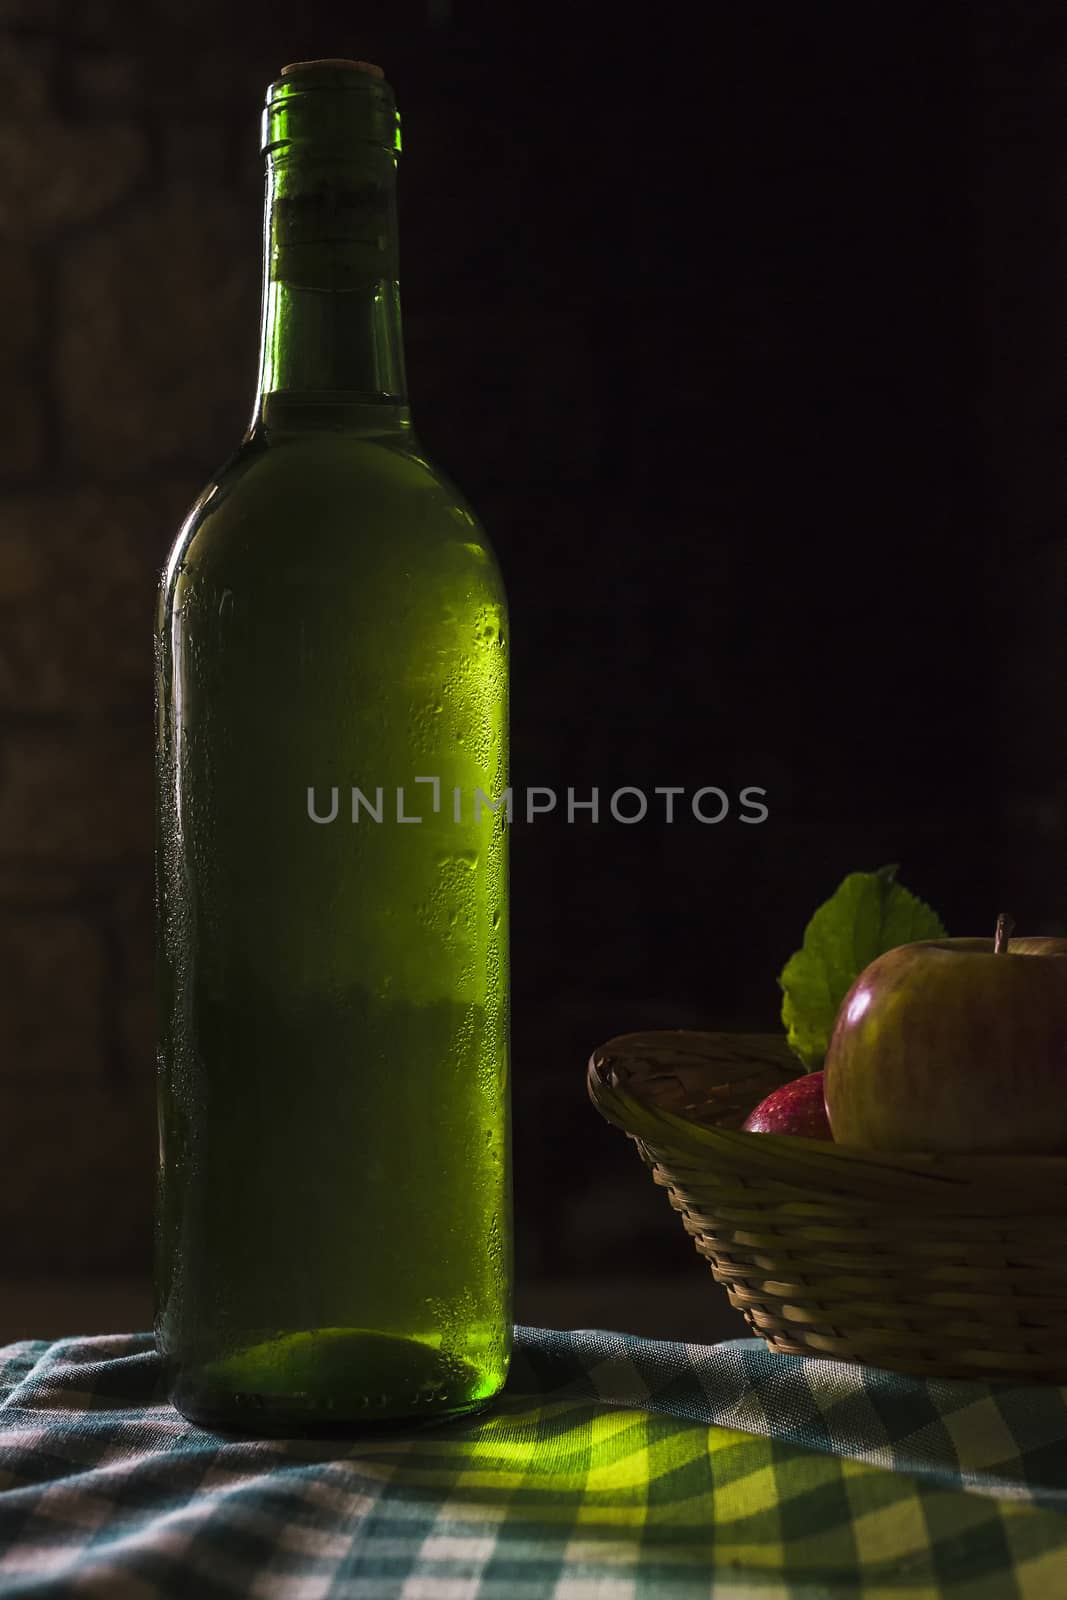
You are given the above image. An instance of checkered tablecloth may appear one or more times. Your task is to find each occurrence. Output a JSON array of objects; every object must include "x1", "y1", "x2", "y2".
[{"x1": 1, "y1": 1325, "x2": 1065, "y2": 1597}]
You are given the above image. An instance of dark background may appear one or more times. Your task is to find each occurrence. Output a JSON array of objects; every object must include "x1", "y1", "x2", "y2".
[{"x1": 2, "y1": 0, "x2": 1066, "y2": 1338}]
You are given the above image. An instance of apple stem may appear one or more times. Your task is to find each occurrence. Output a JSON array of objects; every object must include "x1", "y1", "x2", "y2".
[{"x1": 994, "y1": 912, "x2": 1015, "y2": 954}]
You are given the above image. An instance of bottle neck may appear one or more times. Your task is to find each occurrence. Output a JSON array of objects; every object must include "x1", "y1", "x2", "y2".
[{"x1": 252, "y1": 149, "x2": 410, "y2": 434}]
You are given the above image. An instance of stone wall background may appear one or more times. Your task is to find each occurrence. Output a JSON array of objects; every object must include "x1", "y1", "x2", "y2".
[
  {"x1": 0, "y1": 4, "x2": 260, "y2": 1272},
  {"x1": 2, "y1": 1, "x2": 1067, "y2": 1296}
]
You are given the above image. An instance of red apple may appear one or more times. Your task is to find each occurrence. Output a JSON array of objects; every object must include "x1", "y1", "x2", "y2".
[
  {"x1": 742, "y1": 1070, "x2": 833, "y2": 1139},
  {"x1": 823, "y1": 933, "x2": 1067, "y2": 1154}
]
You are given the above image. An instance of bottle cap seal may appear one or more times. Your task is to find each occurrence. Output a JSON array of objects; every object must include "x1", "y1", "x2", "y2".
[
  {"x1": 263, "y1": 62, "x2": 400, "y2": 158},
  {"x1": 281, "y1": 60, "x2": 385, "y2": 80}
]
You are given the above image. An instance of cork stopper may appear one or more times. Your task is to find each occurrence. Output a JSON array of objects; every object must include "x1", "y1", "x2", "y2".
[{"x1": 281, "y1": 59, "x2": 385, "y2": 80}]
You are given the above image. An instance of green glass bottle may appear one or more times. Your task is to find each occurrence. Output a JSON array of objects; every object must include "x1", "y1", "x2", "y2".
[{"x1": 154, "y1": 58, "x2": 511, "y2": 1432}]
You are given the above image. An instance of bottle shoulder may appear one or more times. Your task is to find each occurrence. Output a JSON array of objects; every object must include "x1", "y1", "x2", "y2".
[{"x1": 158, "y1": 427, "x2": 504, "y2": 615}]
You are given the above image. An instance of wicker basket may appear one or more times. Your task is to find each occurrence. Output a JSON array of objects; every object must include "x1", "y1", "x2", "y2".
[{"x1": 587, "y1": 1029, "x2": 1067, "y2": 1382}]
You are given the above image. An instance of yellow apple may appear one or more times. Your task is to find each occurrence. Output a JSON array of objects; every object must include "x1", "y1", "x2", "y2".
[{"x1": 823, "y1": 935, "x2": 1067, "y2": 1153}]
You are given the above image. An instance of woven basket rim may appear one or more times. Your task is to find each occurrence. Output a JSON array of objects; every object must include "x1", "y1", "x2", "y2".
[{"x1": 588, "y1": 1029, "x2": 1067, "y2": 1208}]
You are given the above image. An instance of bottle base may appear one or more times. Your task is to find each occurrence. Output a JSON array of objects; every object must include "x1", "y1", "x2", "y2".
[
  {"x1": 170, "y1": 1388, "x2": 497, "y2": 1437},
  {"x1": 164, "y1": 1325, "x2": 506, "y2": 1437}
]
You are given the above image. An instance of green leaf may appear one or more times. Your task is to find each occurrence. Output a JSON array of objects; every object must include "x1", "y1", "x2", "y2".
[{"x1": 778, "y1": 865, "x2": 946, "y2": 1071}]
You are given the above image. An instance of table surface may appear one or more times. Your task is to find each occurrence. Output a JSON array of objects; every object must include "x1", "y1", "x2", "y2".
[
  {"x1": 0, "y1": 1273, "x2": 749, "y2": 1348},
  {"x1": 1, "y1": 1324, "x2": 1064, "y2": 1598}
]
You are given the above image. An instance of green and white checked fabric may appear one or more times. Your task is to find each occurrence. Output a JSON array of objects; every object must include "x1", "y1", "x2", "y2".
[{"x1": 1, "y1": 1325, "x2": 1065, "y2": 1597}]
